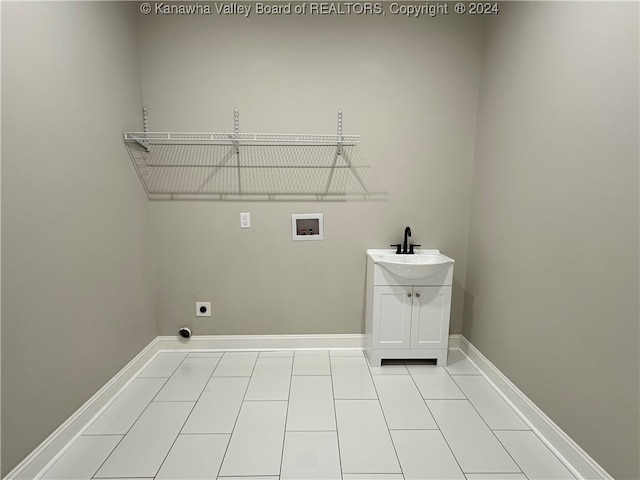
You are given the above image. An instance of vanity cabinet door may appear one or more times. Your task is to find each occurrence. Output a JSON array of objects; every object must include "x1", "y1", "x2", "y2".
[
  {"x1": 410, "y1": 286, "x2": 452, "y2": 350},
  {"x1": 372, "y1": 285, "x2": 412, "y2": 349}
]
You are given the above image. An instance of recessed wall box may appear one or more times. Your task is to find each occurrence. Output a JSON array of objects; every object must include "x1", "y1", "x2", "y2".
[{"x1": 292, "y1": 213, "x2": 324, "y2": 241}]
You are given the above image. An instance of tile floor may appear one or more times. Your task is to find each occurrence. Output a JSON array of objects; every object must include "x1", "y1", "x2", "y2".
[{"x1": 39, "y1": 349, "x2": 577, "y2": 480}]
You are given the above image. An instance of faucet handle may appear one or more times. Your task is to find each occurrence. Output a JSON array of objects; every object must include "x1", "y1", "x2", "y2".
[
  {"x1": 390, "y1": 243, "x2": 402, "y2": 254},
  {"x1": 409, "y1": 244, "x2": 421, "y2": 254}
]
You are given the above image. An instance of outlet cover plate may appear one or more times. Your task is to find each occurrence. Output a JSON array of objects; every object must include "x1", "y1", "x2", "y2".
[
  {"x1": 240, "y1": 212, "x2": 251, "y2": 228},
  {"x1": 196, "y1": 301, "x2": 212, "y2": 317}
]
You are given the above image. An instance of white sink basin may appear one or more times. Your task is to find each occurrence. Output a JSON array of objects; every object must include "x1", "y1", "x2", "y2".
[{"x1": 368, "y1": 248, "x2": 455, "y2": 279}]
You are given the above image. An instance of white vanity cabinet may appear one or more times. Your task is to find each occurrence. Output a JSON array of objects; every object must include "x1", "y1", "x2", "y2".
[{"x1": 364, "y1": 249, "x2": 454, "y2": 366}]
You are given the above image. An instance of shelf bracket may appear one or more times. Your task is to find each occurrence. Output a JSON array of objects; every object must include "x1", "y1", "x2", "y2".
[
  {"x1": 134, "y1": 107, "x2": 151, "y2": 152},
  {"x1": 337, "y1": 110, "x2": 343, "y2": 156},
  {"x1": 232, "y1": 108, "x2": 240, "y2": 155},
  {"x1": 234, "y1": 108, "x2": 242, "y2": 195}
]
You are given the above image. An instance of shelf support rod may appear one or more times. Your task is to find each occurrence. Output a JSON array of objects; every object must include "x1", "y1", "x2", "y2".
[
  {"x1": 134, "y1": 107, "x2": 151, "y2": 152},
  {"x1": 231, "y1": 108, "x2": 241, "y2": 154},
  {"x1": 234, "y1": 108, "x2": 242, "y2": 195},
  {"x1": 337, "y1": 110, "x2": 343, "y2": 156}
]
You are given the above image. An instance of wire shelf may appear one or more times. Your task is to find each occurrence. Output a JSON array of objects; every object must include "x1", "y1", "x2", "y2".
[
  {"x1": 124, "y1": 132, "x2": 361, "y2": 146},
  {"x1": 124, "y1": 142, "x2": 386, "y2": 200},
  {"x1": 123, "y1": 110, "x2": 385, "y2": 200}
]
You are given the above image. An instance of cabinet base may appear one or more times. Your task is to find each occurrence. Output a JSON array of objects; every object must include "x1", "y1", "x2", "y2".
[{"x1": 365, "y1": 348, "x2": 448, "y2": 367}]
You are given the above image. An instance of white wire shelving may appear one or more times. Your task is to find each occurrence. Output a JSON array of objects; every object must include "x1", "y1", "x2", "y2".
[
  {"x1": 122, "y1": 109, "x2": 386, "y2": 201},
  {"x1": 124, "y1": 132, "x2": 361, "y2": 147}
]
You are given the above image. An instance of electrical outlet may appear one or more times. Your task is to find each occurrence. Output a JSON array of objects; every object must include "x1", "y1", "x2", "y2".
[
  {"x1": 195, "y1": 301, "x2": 211, "y2": 317},
  {"x1": 240, "y1": 212, "x2": 251, "y2": 229}
]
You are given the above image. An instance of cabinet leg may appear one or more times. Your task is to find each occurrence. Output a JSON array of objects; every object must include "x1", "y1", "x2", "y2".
[
  {"x1": 434, "y1": 350, "x2": 448, "y2": 366},
  {"x1": 365, "y1": 349, "x2": 383, "y2": 367}
]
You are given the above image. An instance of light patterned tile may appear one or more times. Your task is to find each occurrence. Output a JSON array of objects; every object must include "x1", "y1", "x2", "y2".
[
  {"x1": 137, "y1": 352, "x2": 187, "y2": 378},
  {"x1": 287, "y1": 376, "x2": 336, "y2": 431},
  {"x1": 46, "y1": 348, "x2": 581, "y2": 480},
  {"x1": 335, "y1": 400, "x2": 401, "y2": 474},
  {"x1": 84, "y1": 378, "x2": 165, "y2": 435},
  {"x1": 155, "y1": 434, "x2": 229, "y2": 479},
  {"x1": 330, "y1": 350, "x2": 364, "y2": 357},
  {"x1": 218, "y1": 401, "x2": 288, "y2": 477},
  {"x1": 453, "y1": 375, "x2": 528, "y2": 430},
  {"x1": 94, "y1": 402, "x2": 193, "y2": 478},
  {"x1": 218, "y1": 478, "x2": 278, "y2": 480},
  {"x1": 155, "y1": 356, "x2": 220, "y2": 401},
  {"x1": 181, "y1": 376, "x2": 249, "y2": 434},
  {"x1": 41, "y1": 436, "x2": 122, "y2": 480},
  {"x1": 343, "y1": 476, "x2": 404, "y2": 480},
  {"x1": 245, "y1": 355, "x2": 292, "y2": 401},
  {"x1": 495, "y1": 431, "x2": 576, "y2": 479},
  {"x1": 331, "y1": 356, "x2": 377, "y2": 399},
  {"x1": 259, "y1": 350, "x2": 294, "y2": 357},
  {"x1": 187, "y1": 352, "x2": 224, "y2": 358},
  {"x1": 293, "y1": 350, "x2": 331, "y2": 375},
  {"x1": 213, "y1": 351, "x2": 258, "y2": 377},
  {"x1": 369, "y1": 359, "x2": 409, "y2": 375},
  {"x1": 445, "y1": 350, "x2": 481, "y2": 375},
  {"x1": 373, "y1": 375, "x2": 437, "y2": 429},
  {"x1": 408, "y1": 365, "x2": 466, "y2": 399},
  {"x1": 281, "y1": 431, "x2": 341, "y2": 480},
  {"x1": 465, "y1": 474, "x2": 527, "y2": 480},
  {"x1": 391, "y1": 430, "x2": 464, "y2": 479},
  {"x1": 427, "y1": 400, "x2": 520, "y2": 474}
]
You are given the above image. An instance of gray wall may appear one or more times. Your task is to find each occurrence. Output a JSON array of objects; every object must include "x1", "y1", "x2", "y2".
[
  {"x1": 138, "y1": 11, "x2": 482, "y2": 336},
  {"x1": 1, "y1": 3, "x2": 3, "y2": 472},
  {"x1": 1, "y1": 2, "x2": 155, "y2": 474},
  {"x1": 464, "y1": 3, "x2": 639, "y2": 479},
  {"x1": 2, "y1": 2, "x2": 639, "y2": 477}
]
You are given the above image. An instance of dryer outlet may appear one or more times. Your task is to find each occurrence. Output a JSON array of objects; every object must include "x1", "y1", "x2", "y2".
[{"x1": 196, "y1": 302, "x2": 212, "y2": 317}]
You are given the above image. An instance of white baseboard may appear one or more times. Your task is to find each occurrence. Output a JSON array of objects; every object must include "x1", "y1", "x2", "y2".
[
  {"x1": 448, "y1": 333, "x2": 463, "y2": 350},
  {"x1": 456, "y1": 335, "x2": 612, "y2": 480},
  {"x1": 154, "y1": 333, "x2": 365, "y2": 351}
]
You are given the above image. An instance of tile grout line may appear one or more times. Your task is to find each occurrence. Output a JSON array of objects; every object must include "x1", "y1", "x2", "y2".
[
  {"x1": 92, "y1": 354, "x2": 198, "y2": 478},
  {"x1": 177, "y1": 432, "x2": 236, "y2": 436},
  {"x1": 450, "y1": 350, "x2": 558, "y2": 444},
  {"x1": 365, "y1": 354, "x2": 404, "y2": 479},
  {"x1": 448, "y1": 357, "x2": 577, "y2": 479},
  {"x1": 146, "y1": 351, "x2": 189, "y2": 379},
  {"x1": 151, "y1": 355, "x2": 224, "y2": 478},
  {"x1": 463, "y1": 472, "x2": 530, "y2": 480},
  {"x1": 328, "y1": 351, "x2": 345, "y2": 480},
  {"x1": 151, "y1": 403, "x2": 197, "y2": 478},
  {"x1": 449, "y1": 372, "x2": 533, "y2": 432},
  {"x1": 443, "y1": 356, "x2": 526, "y2": 477},
  {"x1": 493, "y1": 431, "x2": 576, "y2": 480},
  {"x1": 451, "y1": 353, "x2": 551, "y2": 478},
  {"x1": 88, "y1": 371, "x2": 175, "y2": 480},
  {"x1": 492, "y1": 429, "x2": 536, "y2": 432},
  {"x1": 43, "y1": 353, "x2": 184, "y2": 478},
  {"x1": 404, "y1": 358, "x2": 466, "y2": 478},
  {"x1": 278, "y1": 352, "x2": 295, "y2": 479},
  {"x1": 215, "y1": 351, "x2": 259, "y2": 478}
]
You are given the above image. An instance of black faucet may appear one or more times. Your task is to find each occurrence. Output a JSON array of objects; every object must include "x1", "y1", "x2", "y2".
[
  {"x1": 390, "y1": 226, "x2": 421, "y2": 254},
  {"x1": 402, "y1": 226, "x2": 411, "y2": 254}
]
